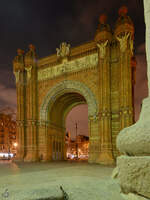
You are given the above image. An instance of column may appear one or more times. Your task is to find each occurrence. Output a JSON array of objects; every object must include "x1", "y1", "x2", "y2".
[
  {"x1": 13, "y1": 49, "x2": 26, "y2": 161},
  {"x1": 97, "y1": 41, "x2": 114, "y2": 164},
  {"x1": 24, "y1": 45, "x2": 38, "y2": 162},
  {"x1": 116, "y1": 33, "x2": 133, "y2": 130}
]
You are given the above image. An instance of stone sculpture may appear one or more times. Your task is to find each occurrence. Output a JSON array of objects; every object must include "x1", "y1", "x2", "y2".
[
  {"x1": 97, "y1": 40, "x2": 108, "y2": 59},
  {"x1": 56, "y1": 42, "x2": 70, "y2": 58},
  {"x1": 116, "y1": 32, "x2": 130, "y2": 53}
]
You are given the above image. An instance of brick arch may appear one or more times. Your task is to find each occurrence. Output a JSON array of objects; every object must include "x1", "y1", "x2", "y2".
[{"x1": 40, "y1": 80, "x2": 98, "y2": 121}]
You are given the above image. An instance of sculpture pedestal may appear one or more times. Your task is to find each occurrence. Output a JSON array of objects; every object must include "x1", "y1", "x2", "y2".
[
  {"x1": 117, "y1": 98, "x2": 150, "y2": 157},
  {"x1": 117, "y1": 156, "x2": 150, "y2": 199},
  {"x1": 115, "y1": 97, "x2": 150, "y2": 199},
  {"x1": 121, "y1": 193, "x2": 149, "y2": 200},
  {"x1": 24, "y1": 151, "x2": 38, "y2": 162}
]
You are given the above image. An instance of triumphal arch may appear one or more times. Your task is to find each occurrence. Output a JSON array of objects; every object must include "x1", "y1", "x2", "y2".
[{"x1": 13, "y1": 7, "x2": 136, "y2": 164}]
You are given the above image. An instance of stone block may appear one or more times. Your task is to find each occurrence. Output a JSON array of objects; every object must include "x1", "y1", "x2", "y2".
[
  {"x1": 117, "y1": 155, "x2": 150, "y2": 199},
  {"x1": 121, "y1": 193, "x2": 149, "y2": 200}
]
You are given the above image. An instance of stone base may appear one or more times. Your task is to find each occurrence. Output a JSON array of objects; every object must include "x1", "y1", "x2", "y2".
[
  {"x1": 88, "y1": 153, "x2": 97, "y2": 163},
  {"x1": 13, "y1": 153, "x2": 24, "y2": 162},
  {"x1": 13, "y1": 157, "x2": 24, "y2": 162},
  {"x1": 24, "y1": 152, "x2": 38, "y2": 162},
  {"x1": 96, "y1": 151, "x2": 115, "y2": 165},
  {"x1": 117, "y1": 155, "x2": 150, "y2": 199}
]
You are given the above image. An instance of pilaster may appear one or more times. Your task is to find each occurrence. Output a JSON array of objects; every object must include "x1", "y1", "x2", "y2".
[
  {"x1": 13, "y1": 49, "x2": 26, "y2": 161},
  {"x1": 94, "y1": 14, "x2": 114, "y2": 164},
  {"x1": 114, "y1": 9, "x2": 134, "y2": 131},
  {"x1": 24, "y1": 45, "x2": 38, "y2": 162}
]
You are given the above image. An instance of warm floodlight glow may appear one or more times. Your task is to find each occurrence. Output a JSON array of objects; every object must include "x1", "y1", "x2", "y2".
[
  {"x1": 0, "y1": 153, "x2": 14, "y2": 158},
  {"x1": 13, "y1": 142, "x2": 18, "y2": 147}
]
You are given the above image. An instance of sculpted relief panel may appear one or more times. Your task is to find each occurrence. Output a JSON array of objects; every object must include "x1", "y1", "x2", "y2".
[{"x1": 38, "y1": 53, "x2": 98, "y2": 81}]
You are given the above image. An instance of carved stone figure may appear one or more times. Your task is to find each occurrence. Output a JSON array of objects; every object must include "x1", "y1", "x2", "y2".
[
  {"x1": 25, "y1": 65, "x2": 32, "y2": 80},
  {"x1": 14, "y1": 71, "x2": 20, "y2": 83},
  {"x1": 116, "y1": 32, "x2": 130, "y2": 53},
  {"x1": 129, "y1": 34, "x2": 134, "y2": 56},
  {"x1": 56, "y1": 42, "x2": 70, "y2": 58},
  {"x1": 97, "y1": 40, "x2": 108, "y2": 59}
]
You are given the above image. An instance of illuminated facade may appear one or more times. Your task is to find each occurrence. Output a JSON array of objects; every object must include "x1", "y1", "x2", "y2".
[
  {"x1": 67, "y1": 135, "x2": 89, "y2": 158},
  {"x1": 13, "y1": 7, "x2": 135, "y2": 164},
  {"x1": 0, "y1": 113, "x2": 16, "y2": 153}
]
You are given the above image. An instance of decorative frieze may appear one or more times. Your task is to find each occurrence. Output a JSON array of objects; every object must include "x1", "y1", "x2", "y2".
[
  {"x1": 119, "y1": 107, "x2": 133, "y2": 116},
  {"x1": 16, "y1": 120, "x2": 25, "y2": 127},
  {"x1": 99, "y1": 110, "x2": 111, "y2": 118},
  {"x1": 38, "y1": 53, "x2": 98, "y2": 81},
  {"x1": 88, "y1": 113, "x2": 99, "y2": 122}
]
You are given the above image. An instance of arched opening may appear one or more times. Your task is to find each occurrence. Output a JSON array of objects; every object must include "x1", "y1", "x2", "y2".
[
  {"x1": 66, "y1": 104, "x2": 88, "y2": 160},
  {"x1": 47, "y1": 92, "x2": 87, "y2": 161},
  {"x1": 39, "y1": 80, "x2": 98, "y2": 162}
]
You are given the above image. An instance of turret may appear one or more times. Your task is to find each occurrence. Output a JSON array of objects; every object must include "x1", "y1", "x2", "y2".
[
  {"x1": 114, "y1": 6, "x2": 134, "y2": 56},
  {"x1": 114, "y1": 6, "x2": 135, "y2": 129},
  {"x1": 95, "y1": 14, "x2": 112, "y2": 43},
  {"x1": 13, "y1": 49, "x2": 25, "y2": 84},
  {"x1": 94, "y1": 14, "x2": 114, "y2": 164},
  {"x1": 115, "y1": 6, "x2": 134, "y2": 40}
]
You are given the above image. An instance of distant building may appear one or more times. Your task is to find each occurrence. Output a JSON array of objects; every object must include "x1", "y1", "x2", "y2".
[
  {"x1": 77, "y1": 135, "x2": 89, "y2": 157},
  {"x1": 66, "y1": 134, "x2": 89, "y2": 158},
  {"x1": 0, "y1": 113, "x2": 16, "y2": 153}
]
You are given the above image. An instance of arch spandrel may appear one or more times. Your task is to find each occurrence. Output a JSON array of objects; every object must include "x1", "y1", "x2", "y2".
[{"x1": 40, "y1": 80, "x2": 98, "y2": 121}]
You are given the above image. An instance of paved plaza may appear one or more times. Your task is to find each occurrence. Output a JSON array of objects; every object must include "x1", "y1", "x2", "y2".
[{"x1": 0, "y1": 160, "x2": 124, "y2": 200}]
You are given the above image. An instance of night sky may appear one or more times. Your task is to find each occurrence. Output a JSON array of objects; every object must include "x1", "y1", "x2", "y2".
[{"x1": 0, "y1": 0, "x2": 147, "y2": 139}]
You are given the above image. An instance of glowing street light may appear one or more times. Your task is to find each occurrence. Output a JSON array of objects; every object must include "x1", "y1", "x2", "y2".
[{"x1": 13, "y1": 142, "x2": 18, "y2": 147}]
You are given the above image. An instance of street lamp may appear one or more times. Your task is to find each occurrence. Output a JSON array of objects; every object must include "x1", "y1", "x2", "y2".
[
  {"x1": 75, "y1": 122, "x2": 78, "y2": 159},
  {"x1": 13, "y1": 142, "x2": 18, "y2": 147}
]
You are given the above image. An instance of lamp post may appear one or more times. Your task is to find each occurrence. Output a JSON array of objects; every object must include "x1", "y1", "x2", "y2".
[{"x1": 75, "y1": 122, "x2": 78, "y2": 159}]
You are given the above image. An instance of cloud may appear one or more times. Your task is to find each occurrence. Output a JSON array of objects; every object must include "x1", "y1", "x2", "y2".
[
  {"x1": 136, "y1": 43, "x2": 146, "y2": 54},
  {"x1": 0, "y1": 83, "x2": 16, "y2": 109},
  {"x1": 66, "y1": 104, "x2": 88, "y2": 140},
  {"x1": 0, "y1": 70, "x2": 16, "y2": 110}
]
